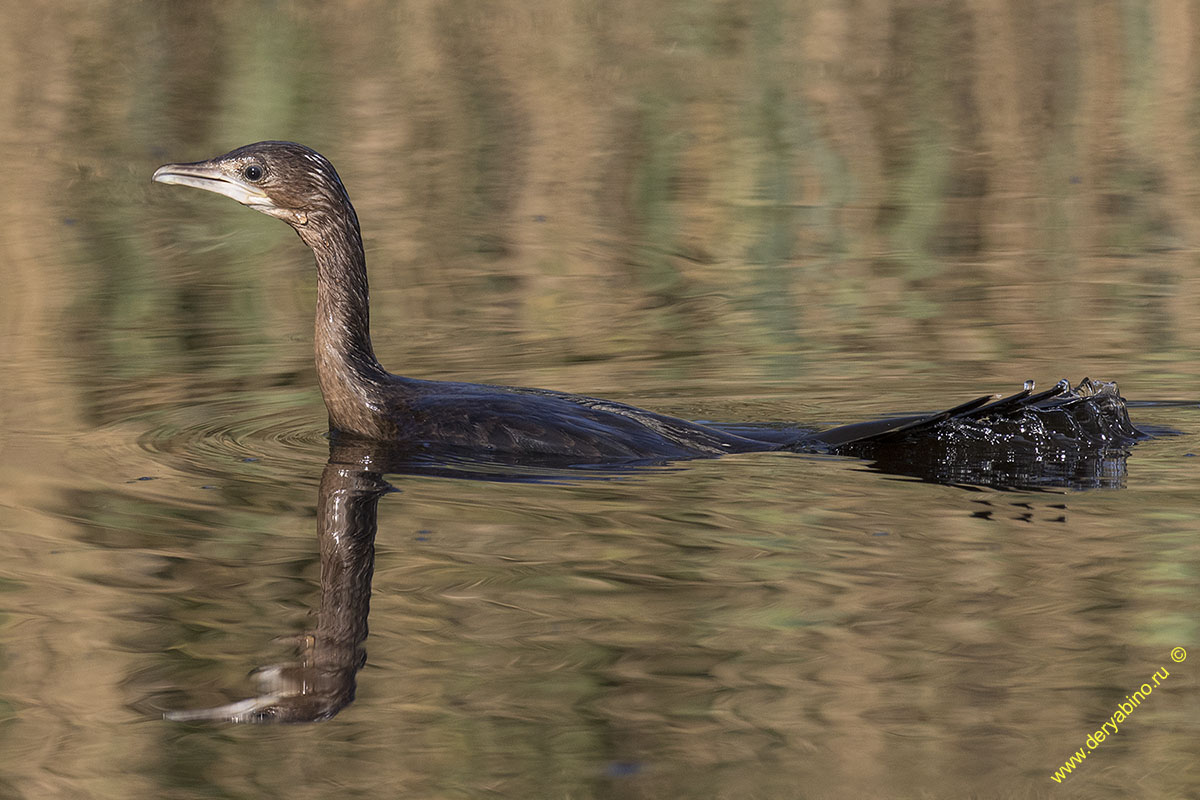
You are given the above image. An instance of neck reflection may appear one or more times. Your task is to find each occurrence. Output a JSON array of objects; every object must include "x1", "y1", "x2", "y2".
[
  {"x1": 162, "y1": 414, "x2": 1144, "y2": 723},
  {"x1": 163, "y1": 438, "x2": 633, "y2": 724},
  {"x1": 166, "y1": 440, "x2": 392, "y2": 723}
]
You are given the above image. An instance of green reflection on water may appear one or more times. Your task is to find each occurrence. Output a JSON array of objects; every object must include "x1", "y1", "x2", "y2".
[{"x1": 2, "y1": 2, "x2": 1200, "y2": 798}]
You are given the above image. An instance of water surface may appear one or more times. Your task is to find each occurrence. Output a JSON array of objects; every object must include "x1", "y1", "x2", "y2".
[{"x1": 1, "y1": 3, "x2": 1199, "y2": 798}]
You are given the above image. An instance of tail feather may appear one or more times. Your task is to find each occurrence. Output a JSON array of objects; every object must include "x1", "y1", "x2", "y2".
[
  {"x1": 813, "y1": 378, "x2": 1143, "y2": 452},
  {"x1": 803, "y1": 378, "x2": 1146, "y2": 490},
  {"x1": 810, "y1": 394, "x2": 994, "y2": 449}
]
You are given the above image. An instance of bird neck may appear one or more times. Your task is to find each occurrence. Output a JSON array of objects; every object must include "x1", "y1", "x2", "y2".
[{"x1": 301, "y1": 209, "x2": 393, "y2": 436}]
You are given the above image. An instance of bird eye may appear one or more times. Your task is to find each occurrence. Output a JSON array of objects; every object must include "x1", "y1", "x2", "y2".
[{"x1": 243, "y1": 164, "x2": 264, "y2": 182}]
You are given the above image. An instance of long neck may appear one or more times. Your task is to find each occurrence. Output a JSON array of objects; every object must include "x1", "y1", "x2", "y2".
[{"x1": 299, "y1": 205, "x2": 393, "y2": 436}]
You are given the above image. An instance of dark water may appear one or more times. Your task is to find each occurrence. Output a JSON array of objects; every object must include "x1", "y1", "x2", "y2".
[{"x1": 2, "y1": 3, "x2": 1200, "y2": 798}]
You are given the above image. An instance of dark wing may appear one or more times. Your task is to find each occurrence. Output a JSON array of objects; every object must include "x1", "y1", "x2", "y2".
[{"x1": 393, "y1": 388, "x2": 767, "y2": 461}]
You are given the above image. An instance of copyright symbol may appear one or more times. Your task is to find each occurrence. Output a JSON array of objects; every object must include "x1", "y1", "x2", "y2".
[{"x1": 1171, "y1": 647, "x2": 1187, "y2": 663}]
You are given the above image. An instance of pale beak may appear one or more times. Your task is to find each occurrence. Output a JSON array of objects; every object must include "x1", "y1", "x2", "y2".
[{"x1": 153, "y1": 162, "x2": 273, "y2": 209}]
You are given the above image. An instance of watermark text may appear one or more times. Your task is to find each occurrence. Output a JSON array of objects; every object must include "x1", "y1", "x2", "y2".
[{"x1": 1050, "y1": 647, "x2": 1185, "y2": 784}]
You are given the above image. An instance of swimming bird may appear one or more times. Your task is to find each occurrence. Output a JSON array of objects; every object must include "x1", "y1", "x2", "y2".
[{"x1": 152, "y1": 142, "x2": 1145, "y2": 470}]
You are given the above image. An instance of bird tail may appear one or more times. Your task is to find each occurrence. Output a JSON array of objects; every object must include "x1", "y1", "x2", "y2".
[{"x1": 812, "y1": 378, "x2": 1146, "y2": 453}]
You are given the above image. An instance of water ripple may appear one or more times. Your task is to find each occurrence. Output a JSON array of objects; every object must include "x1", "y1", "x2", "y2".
[{"x1": 130, "y1": 394, "x2": 329, "y2": 481}]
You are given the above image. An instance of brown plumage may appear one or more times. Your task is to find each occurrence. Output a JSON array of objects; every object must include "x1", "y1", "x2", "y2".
[{"x1": 153, "y1": 142, "x2": 1146, "y2": 472}]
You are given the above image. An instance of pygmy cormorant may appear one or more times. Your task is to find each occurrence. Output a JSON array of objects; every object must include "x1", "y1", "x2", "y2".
[{"x1": 153, "y1": 142, "x2": 1145, "y2": 468}]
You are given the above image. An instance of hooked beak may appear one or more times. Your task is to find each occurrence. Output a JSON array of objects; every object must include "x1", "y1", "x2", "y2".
[
  {"x1": 152, "y1": 161, "x2": 272, "y2": 208},
  {"x1": 153, "y1": 160, "x2": 308, "y2": 225}
]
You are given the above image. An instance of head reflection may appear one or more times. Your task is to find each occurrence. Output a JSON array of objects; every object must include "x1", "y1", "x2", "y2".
[
  {"x1": 163, "y1": 411, "x2": 1141, "y2": 723},
  {"x1": 166, "y1": 441, "x2": 391, "y2": 723},
  {"x1": 162, "y1": 439, "x2": 657, "y2": 724}
]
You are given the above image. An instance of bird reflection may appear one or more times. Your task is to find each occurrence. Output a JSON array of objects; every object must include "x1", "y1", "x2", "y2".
[
  {"x1": 162, "y1": 392, "x2": 1146, "y2": 723},
  {"x1": 162, "y1": 437, "x2": 647, "y2": 724},
  {"x1": 166, "y1": 440, "x2": 392, "y2": 723}
]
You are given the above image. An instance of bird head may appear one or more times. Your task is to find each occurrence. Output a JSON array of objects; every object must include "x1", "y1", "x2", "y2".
[{"x1": 153, "y1": 141, "x2": 354, "y2": 230}]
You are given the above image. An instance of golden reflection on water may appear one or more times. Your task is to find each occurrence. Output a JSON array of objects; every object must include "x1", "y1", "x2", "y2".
[{"x1": 1, "y1": 2, "x2": 1199, "y2": 798}]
